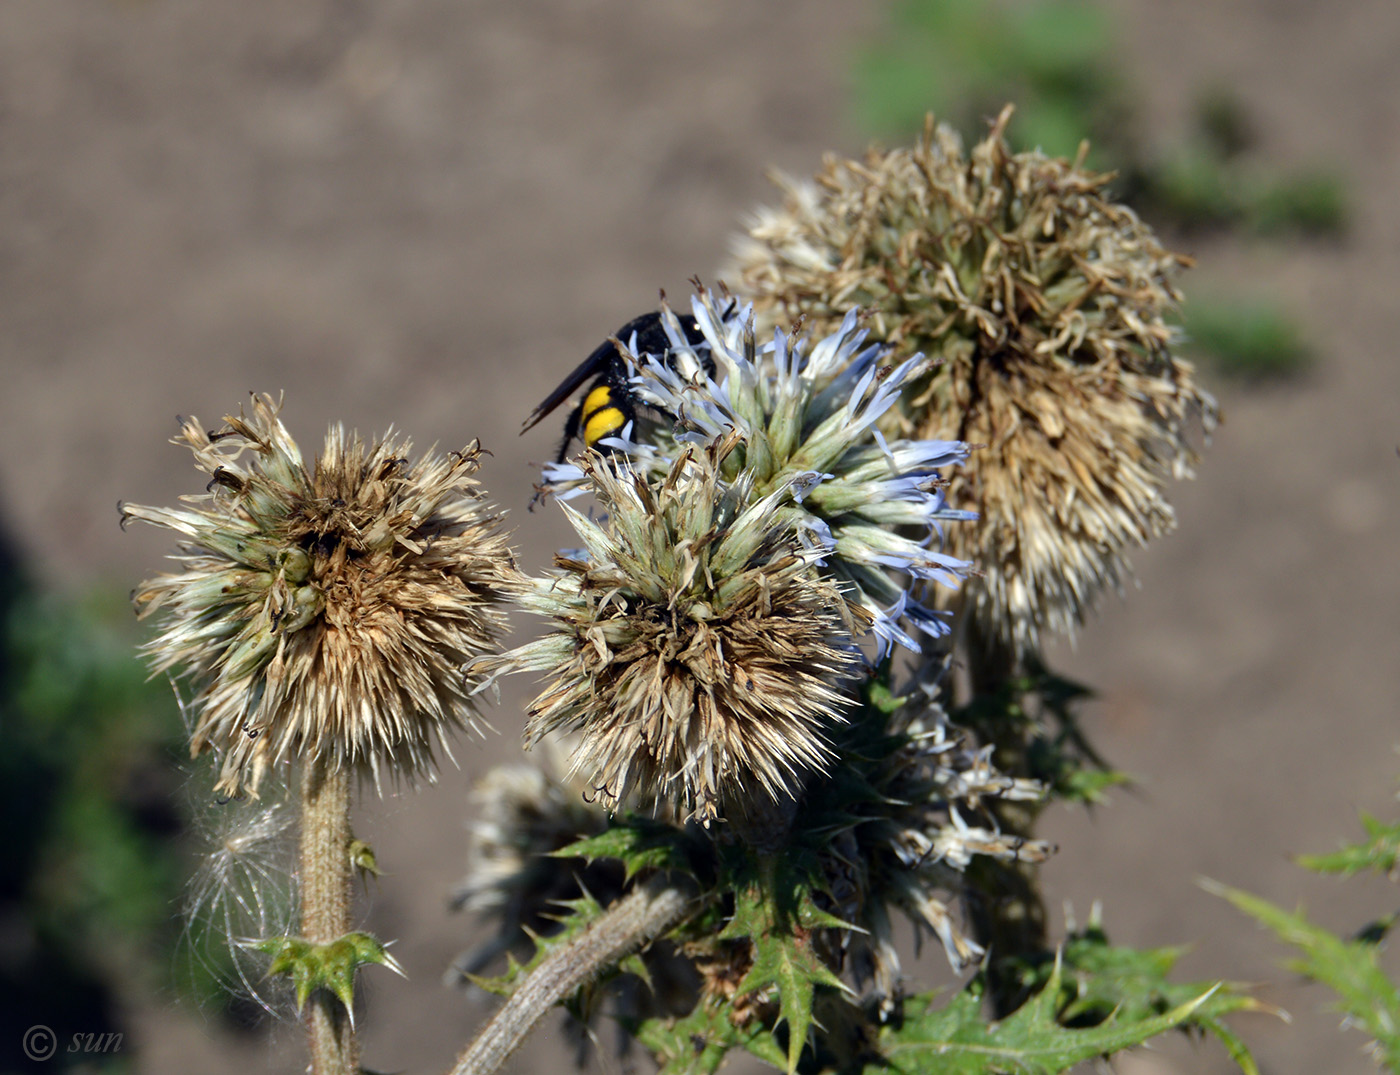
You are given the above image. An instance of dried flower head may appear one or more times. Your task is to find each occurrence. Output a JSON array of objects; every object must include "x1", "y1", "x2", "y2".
[
  {"x1": 496, "y1": 437, "x2": 866, "y2": 824},
  {"x1": 126, "y1": 394, "x2": 515, "y2": 798},
  {"x1": 727, "y1": 108, "x2": 1216, "y2": 654},
  {"x1": 446, "y1": 759, "x2": 612, "y2": 982},
  {"x1": 811, "y1": 690, "x2": 1051, "y2": 1013},
  {"x1": 542, "y1": 288, "x2": 974, "y2": 655}
]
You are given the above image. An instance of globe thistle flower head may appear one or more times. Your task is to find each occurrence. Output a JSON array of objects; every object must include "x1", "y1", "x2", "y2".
[
  {"x1": 498, "y1": 437, "x2": 868, "y2": 825},
  {"x1": 542, "y1": 288, "x2": 976, "y2": 657},
  {"x1": 126, "y1": 394, "x2": 515, "y2": 798},
  {"x1": 727, "y1": 108, "x2": 1216, "y2": 654}
]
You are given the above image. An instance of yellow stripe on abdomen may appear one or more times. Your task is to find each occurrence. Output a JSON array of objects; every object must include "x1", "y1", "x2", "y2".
[
  {"x1": 582, "y1": 405, "x2": 627, "y2": 447},
  {"x1": 581, "y1": 385, "x2": 613, "y2": 418}
]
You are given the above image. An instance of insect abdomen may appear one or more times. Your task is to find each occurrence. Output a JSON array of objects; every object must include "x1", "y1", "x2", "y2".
[{"x1": 580, "y1": 384, "x2": 629, "y2": 448}]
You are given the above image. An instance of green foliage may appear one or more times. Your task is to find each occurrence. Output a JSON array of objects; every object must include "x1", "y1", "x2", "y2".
[
  {"x1": 1145, "y1": 146, "x2": 1246, "y2": 228},
  {"x1": 723, "y1": 881, "x2": 852, "y2": 1074},
  {"x1": 561, "y1": 815, "x2": 701, "y2": 882},
  {"x1": 1137, "y1": 140, "x2": 1347, "y2": 238},
  {"x1": 1011, "y1": 920, "x2": 1263, "y2": 1073},
  {"x1": 1183, "y1": 300, "x2": 1312, "y2": 380},
  {"x1": 853, "y1": 0, "x2": 1120, "y2": 161},
  {"x1": 3, "y1": 583, "x2": 184, "y2": 979},
  {"x1": 452, "y1": 605, "x2": 1248, "y2": 1075},
  {"x1": 1247, "y1": 169, "x2": 1349, "y2": 235},
  {"x1": 251, "y1": 931, "x2": 403, "y2": 1014},
  {"x1": 877, "y1": 962, "x2": 1230, "y2": 1074},
  {"x1": 634, "y1": 997, "x2": 778, "y2": 1075},
  {"x1": 0, "y1": 570, "x2": 188, "y2": 1064},
  {"x1": 530, "y1": 788, "x2": 1256, "y2": 1075},
  {"x1": 1209, "y1": 879, "x2": 1400, "y2": 1069},
  {"x1": 852, "y1": 0, "x2": 1347, "y2": 239},
  {"x1": 467, "y1": 889, "x2": 611, "y2": 999},
  {"x1": 1299, "y1": 813, "x2": 1400, "y2": 877}
]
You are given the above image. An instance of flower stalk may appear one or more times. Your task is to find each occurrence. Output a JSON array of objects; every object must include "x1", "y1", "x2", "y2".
[
  {"x1": 299, "y1": 760, "x2": 358, "y2": 1075},
  {"x1": 448, "y1": 875, "x2": 694, "y2": 1075}
]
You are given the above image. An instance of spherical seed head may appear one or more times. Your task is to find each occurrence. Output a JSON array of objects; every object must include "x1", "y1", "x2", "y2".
[
  {"x1": 127, "y1": 394, "x2": 515, "y2": 798},
  {"x1": 728, "y1": 108, "x2": 1217, "y2": 654},
  {"x1": 500, "y1": 439, "x2": 866, "y2": 824}
]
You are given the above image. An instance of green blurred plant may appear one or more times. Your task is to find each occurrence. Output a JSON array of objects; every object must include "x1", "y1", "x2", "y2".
[
  {"x1": 1209, "y1": 812, "x2": 1400, "y2": 1071},
  {"x1": 853, "y1": 0, "x2": 1347, "y2": 238},
  {"x1": 854, "y1": 0, "x2": 1125, "y2": 162},
  {"x1": 1183, "y1": 300, "x2": 1313, "y2": 381},
  {"x1": 852, "y1": 0, "x2": 1343, "y2": 392},
  {"x1": 1, "y1": 559, "x2": 187, "y2": 1067}
]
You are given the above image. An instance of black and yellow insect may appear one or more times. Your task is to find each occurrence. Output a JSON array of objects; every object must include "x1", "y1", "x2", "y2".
[{"x1": 521, "y1": 311, "x2": 714, "y2": 463}]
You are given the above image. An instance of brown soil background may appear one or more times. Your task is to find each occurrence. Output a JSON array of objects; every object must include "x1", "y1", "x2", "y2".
[{"x1": 4, "y1": 1, "x2": 1399, "y2": 1073}]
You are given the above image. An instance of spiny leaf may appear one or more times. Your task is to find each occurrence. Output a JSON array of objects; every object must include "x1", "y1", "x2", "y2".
[
  {"x1": 1019, "y1": 923, "x2": 1264, "y2": 1073},
  {"x1": 465, "y1": 891, "x2": 608, "y2": 997},
  {"x1": 559, "y1": 816, "x2": 694, "y2": 881},
  {"x1": 718, "y1": 863, "x2": 855, "y2": 943},
  {"x1": 631, "y1": 999, "x2": 777, "y2": 1075},
  {"x1": 737, "y1": 930, "x2": 849, "y2": 1074},
  {"x1": 878, "y1": 959, "x2": 1227, "y2": 1074},
  {"x1": 716, "y1": 875, "x2": 853, "y2": 1072},
  {"x1": 1297, "y1": 813, "x2": 1400, "y2": 877},
  {"x1": 1209, "y1": 879, "x2": 1400, "y2": 1068},
  {"x1": 248, "y1": 931, "x2": 404, "y2": 1019}
]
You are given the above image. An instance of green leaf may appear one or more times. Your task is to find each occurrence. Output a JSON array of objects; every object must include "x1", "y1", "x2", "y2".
[
  {"x1": 249, "y1": 931, "x2": 404, "y2": 1017},
  {"x1": 1209, "y1": 879, "x2": 1400, "y2": 1068},
  {"x1": 1023, "y1": 923, "x2": 1263, "y2": 1074},
  {"x1": 1298, "y1": 813, "x2": 1400, "y2": 877},
  {"x1": 560, "y1": 816, "x2": 694, "y2": 881},
  {"x1": 737, "y1": 931, "x2": 849, "y2": 1074},
  {"x1": 720, "y1": 883, "x2": 850, "y2": 1074},
  {"x1": 631, "y1": 999, "x2": 777, "y2": 1075},
  {"x1": 879, "y1": 959, "x2": 1230, "y2": 1074},
  {"x1": 466, "y1": 890, "x2": 608, "y2": 997}
]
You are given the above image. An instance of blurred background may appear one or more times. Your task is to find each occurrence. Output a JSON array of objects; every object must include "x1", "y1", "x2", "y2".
[{"x1": 2, "y1": 1, "x2": 1397, "y2": 1072}]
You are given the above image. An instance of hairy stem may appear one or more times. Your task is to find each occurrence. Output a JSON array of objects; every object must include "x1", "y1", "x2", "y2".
[
  {"x1": 300, "y1": 761, "x2": 358, "y2": 1075},
  {"x1": 449, "y1": 875, "x2": 694, "y2": 1075}
]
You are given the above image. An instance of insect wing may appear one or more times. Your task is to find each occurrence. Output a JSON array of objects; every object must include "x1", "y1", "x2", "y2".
[{"x1": 519, "y1": 342, "x2": 613, "y2": 435}]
